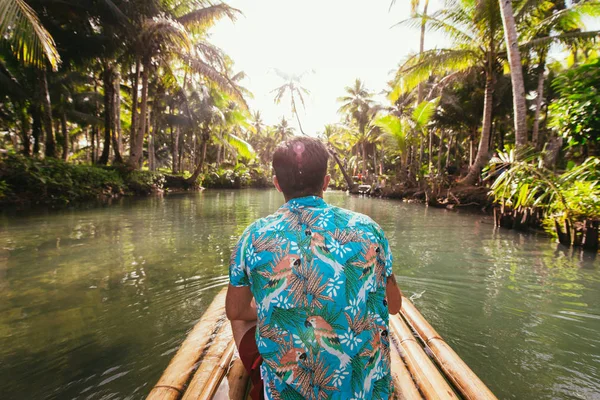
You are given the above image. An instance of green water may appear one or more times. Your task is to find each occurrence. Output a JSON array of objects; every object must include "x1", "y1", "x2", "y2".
[{"x1": 1, "y1": 190, "x2": 599, "y2": 399}]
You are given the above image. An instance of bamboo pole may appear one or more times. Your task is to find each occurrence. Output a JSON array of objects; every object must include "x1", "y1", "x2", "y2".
[
  {"x1": 390, "y1": 314, "x2": 458, "y2": 400},
  {"x1": 182, "y1": 322, "x2": 234, "y2": 400},
  {"x1": 196, "y1": 340, "x2": 236, "y2": 400},
  {"x1": 390, "y1": 332, "x2": 423, "y2": 400},
  {"x1": 147, "y1": 288, "x2": 228, "y2": 400},
  {"x1": 228, "y1": 357, "x2": 250, "y2": 400},
  {"x1": 400, "y1": 298, "x2": 497, "y2": 400}
]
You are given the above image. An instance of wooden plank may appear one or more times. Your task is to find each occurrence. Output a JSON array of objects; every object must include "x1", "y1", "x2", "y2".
[
  {"x1": 228, "y1": 357, "x2": 250, "y2": 400},
  {"x1": 182, "y1": 322, "x2": 234, "y2": 400},
  {"x1": 390, "y1": 331, "x2": 423, "y2": 400},
  {"x1": 147, "y1": 288, "x2": 228, "y2": 400},
  {"x1": 197, "y1": 340, "x2": 236, "y2": 400},
  {"x1": 401, "y1": 298, "x2": 497, "y2": 400},
  {"x1": 390, "y1": 314, "x2": 458, "y2": 400}
]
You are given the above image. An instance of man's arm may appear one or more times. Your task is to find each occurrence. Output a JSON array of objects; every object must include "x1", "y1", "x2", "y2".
[
  {"x1": 226, "y1": 284, "x2": 258, "y2": 321},
  {"x1": 386, "y1": 274, "x2": 402, "y2": 315}
]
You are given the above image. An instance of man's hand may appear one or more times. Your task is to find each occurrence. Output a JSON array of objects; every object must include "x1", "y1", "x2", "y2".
[
  {"x1": 226, "y1": 284, "x2": 258, "y2": 321},
  {"x1": 386, "y1": 275, "x2": 402, "y2": 315}
]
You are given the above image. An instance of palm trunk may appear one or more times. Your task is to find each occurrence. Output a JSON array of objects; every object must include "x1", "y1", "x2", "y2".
[
  {"x1": 428, "y1": 129, "x2": 433, "y2": 173},
  {"x1": 32, "y1": 105, "x2": 41, "y2": 156},
  {"x1": 39, "y1": 69, "x2": 56, "y2": 158},
  {"x1": 460, "y1": 74, "x2": 495, "y2": 185},
  {"x1": 20, "y1": 107, "x2": 31, "y2": 156},
  {"x1": 131, "y1": 61, "x2": 149, "y2": 168},
  {"x1": 532, "y1": 53, "x2": 546, "y2": 150},
  {"x1": 61, "y1": 112, "x2": 68, "y2": 160},
  {"x1": 499, "y1": 0, "x2": 528, "y2": 149},
  {"x1": 469, "y1": 131, "x2": 475, "y2": 166},
  {"x1": 373, "y1": 144, "x2": 377, "y2": 176},
  {"x1": 187, "y1": 132, "x2": 209, "y2": 184},
  {"x1": 149, "y1": 110, "x2": 157, "y2": 171},
  {"x1": 83, "y1": 127, "x2": 89, "y2": 162},
  {"x1": 419, "y1": 136, "x2": 424, "y2": 170},
  {"x1": 362, "y1": 141, "x2": 367, "y2": 176},
  {"x1": 437, "y1": 130, "x2": 444, "y2": 173},
  {"x1": 329, "y1": 147, "x2": 355, "y2": 190},
  {"x1": 446, "y1": 134, "x2": 453, "y2": 169},
  {"x1": 417, "y1": 0, "x2": 430, "y2": 103},
  {"x1": 114, "y1": 68, "x2": 123, "y2": 157},
  {"x1": 99, "y1": 64, "x2": 113, "y2": 165},
  {"x1": 129, "y1": 59, "x2": 140, "y2": 163},
  {"x1": 91, "y1": 125, "x2": 96, "y2": 163},
  {"x1": 172, "y1": 125, "x2": 180, "y2": 174},
  {"x1": 291, "y1": 96, "x2": 306, "y2": 135}
]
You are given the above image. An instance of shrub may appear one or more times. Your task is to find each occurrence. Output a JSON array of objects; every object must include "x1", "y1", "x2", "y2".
[{"x1": 0, "y1": 153, "x2": 125, "y2": 207}]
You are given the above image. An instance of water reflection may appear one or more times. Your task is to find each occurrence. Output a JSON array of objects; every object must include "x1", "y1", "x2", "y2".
[{"x1": 0, "y1": 190, "x2": 598, "y2": 399}]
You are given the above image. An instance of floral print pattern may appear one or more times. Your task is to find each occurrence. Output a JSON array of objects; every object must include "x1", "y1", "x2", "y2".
[{"x1": 229, "y1": 196, "x2": 394, "y2": 400}]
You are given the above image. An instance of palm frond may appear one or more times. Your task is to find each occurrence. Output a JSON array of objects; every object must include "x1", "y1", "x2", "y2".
[
  {"x1": 225, "y1": 133, "x2": 255, "y2": 159},
  {"x1": 520, "y1": 30, "x2": 600, "y2": 50},
  {"x1": 535, "y1": 0, "x2": 600, "y2": 32},
  {"x1": 177, "y1": 3, "x2": 241, "y2": 28},
  {"x1": 182, "y1": 54, "x2": 248, "y2": 109},
  {"x1": 0, "y1": 0, "x2": 60, "y2": 70},
  {"x1": 395, "y1": 49, "x2": 480, "y2": 94},
  {"x1": 412, "y1": 98, "x2": 439, "y2": 129},
  {"x1": 394, "y1": 13, "x2": 476, "y2": 45}
]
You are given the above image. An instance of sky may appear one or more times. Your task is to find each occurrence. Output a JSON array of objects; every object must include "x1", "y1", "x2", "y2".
[{"x1": 210, "y1": 0, "x2": 446, "y2": 135}]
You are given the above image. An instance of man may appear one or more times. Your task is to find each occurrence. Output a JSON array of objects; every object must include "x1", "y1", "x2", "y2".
[{"x1": 226, "y1": 136, "x2": 402, "y2": 400}]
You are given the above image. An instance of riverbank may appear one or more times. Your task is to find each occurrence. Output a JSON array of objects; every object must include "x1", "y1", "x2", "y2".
[
  {"x1": 0, "y1": 155, "x2": 271, "y2": 209},
  {"x1": 350, "y1": 183, "x2": 494, "y2": 212}
]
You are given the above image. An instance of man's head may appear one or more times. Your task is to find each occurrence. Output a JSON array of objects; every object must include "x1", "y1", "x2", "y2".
[{"x1": 272, "y1": 136, "x2": 330, "y2": 200}]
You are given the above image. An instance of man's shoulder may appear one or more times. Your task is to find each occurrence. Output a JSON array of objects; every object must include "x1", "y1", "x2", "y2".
[
  {"x1": 327, "y1": 204, "x2": 383, "y2": 231},
  {"x1": 240, "y1": 210, "x2": 285, "y2": 237}
]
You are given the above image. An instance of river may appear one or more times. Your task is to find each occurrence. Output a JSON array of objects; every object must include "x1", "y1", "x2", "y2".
[{"x1": 1, "y1": 189, "x2": 599, "y2": 399}]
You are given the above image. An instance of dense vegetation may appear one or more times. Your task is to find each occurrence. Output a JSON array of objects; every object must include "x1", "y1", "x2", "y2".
[{"x1": 0, "y1": 0, "x2": 599, "y2": 246}]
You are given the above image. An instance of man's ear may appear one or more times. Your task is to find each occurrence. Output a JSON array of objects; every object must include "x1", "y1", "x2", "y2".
[
  {"x1": 273, "y1": 176, "x2": 283, "y2": 193},
  {"x1": 322, "y1": 175, "x2": 331, "y2": 192}
]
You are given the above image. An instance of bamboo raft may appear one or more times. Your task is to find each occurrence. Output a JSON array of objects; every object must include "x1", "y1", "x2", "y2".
[{"x1": 147, "y1": 288, "x2": 497, "y2": 400}]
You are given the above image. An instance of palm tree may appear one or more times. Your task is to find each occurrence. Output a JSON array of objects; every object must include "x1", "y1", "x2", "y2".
[
  {"x1": 517, "y1": 0, "x2": 600, "y2": 149},
  {"x1": 271, "y1": 69, "x2": 310, "y2": 135},
  {"x1": 395, "y1": 0, "x2": 505, "y2": 185},
  {"x1": 337, "y1": 79, "x2": 379, "y2": 175},
  {"x1": 319, "y1": 124, "x2": 355, "y2": 190},
  {"x1": 391, "y1": 0, "x2": 431, "y2": 102},
  {"x1": 375, "y1": 98, "x2": 438, "y2": 177},
  {"x1": 498, "y1": 0, "x2": 528, "y2": 149},
  {"x1": 274, "y1": 117, "x2": 295, "y2": 142},
  {"x1": 127, "y1": 2, "x2": 243, "y2": 168}
]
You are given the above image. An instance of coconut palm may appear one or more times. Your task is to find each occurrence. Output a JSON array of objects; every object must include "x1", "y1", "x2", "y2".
[
  {"x1": 337, "y1": 79, "x2": 380, "y2": 175},
  {"x1": 498, "y1": 0, "x2": 528, "y2": 149},
  {"x1": 517, "y1": 0, "x2": 600, "y2": 149},
  {"x1": 375, "y1": 98, "x2": 438, "y2": 178},
  {"x1": 271, "y1": 69, "x2": 310, "y2": 135},
  {"x1": 127, "y1": 2, "x2": 243, "y2": 168},
  {"x1": 391, "y1": 0, "x2": 431, "y2": 102},
  {"x1": 274, "y1": 117, "x2": 295, "y2": 142},
  {"x1": 395, "y1": 0, "x2": 506, "y2": 185}
]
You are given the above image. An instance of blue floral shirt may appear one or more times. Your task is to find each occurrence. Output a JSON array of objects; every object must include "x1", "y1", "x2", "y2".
[{"x1": 229, "y1": 196, "x2": 394, "y2": 400}]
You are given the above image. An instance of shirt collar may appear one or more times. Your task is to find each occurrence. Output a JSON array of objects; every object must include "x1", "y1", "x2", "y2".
[{"x1": 282, "y1": 195, "x2": 327, "y2": 210}]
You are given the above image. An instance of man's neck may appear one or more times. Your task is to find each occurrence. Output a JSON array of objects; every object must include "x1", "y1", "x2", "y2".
[{"x1": 284, "y1": 192, "x2": 323, "y2": 203}]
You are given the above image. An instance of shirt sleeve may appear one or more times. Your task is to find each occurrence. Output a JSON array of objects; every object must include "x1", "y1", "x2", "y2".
[
  {"x1": 381, "y1": 233, "x2": 394, "y2": 277},
  {"x1": 373, "y1": 222, "x2": 394, "y2": 278},
  {"x1": 229, "y1": 228, "x2": 251, "y2": 287}
]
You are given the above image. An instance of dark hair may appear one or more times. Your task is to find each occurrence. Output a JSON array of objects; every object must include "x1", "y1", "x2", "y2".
[{"x1": 272, "y1": 136, "x2": 329, "y2": 198}]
